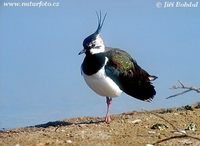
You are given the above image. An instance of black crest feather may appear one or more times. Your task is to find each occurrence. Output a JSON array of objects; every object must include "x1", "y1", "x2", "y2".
[{"x1": 95, "y1": 11, "x2": 107, "y2": 34}]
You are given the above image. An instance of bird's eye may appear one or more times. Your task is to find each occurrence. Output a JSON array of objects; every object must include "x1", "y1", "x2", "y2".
[{"x1": 89, "y1": 43, "x2": 95, "y2": 47}]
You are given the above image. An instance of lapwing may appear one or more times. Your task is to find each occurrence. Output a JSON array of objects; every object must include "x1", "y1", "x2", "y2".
[{"x1": 79, "y1": 12, "x2": 157, "y2": 123}]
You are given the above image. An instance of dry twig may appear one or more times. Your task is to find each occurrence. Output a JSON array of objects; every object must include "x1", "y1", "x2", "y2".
[{"x1": 166, "y1": 81, "x2": 200, "y2": 99}]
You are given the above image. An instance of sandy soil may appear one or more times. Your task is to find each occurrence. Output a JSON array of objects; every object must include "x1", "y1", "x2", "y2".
[{"x1": 1, "y1": 104, "x2": 200, "y2": 146}]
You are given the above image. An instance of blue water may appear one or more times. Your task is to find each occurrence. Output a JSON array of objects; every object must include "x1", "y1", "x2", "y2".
[{"x1": 1, "y1": 90, "x2": 199, "y2": 130}]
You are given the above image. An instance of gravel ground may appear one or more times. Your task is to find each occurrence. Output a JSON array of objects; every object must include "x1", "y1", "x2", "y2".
[{"x1": 1, "y1": 104, "x2": 200, "y2": 146}]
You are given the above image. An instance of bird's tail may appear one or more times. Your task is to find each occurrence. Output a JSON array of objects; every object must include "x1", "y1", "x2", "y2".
[{"x1": 122, "y1": 77, "x2": 157, "y2": 101}]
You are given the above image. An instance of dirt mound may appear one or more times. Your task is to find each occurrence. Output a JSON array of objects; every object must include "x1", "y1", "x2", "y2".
[{"x1": 1, "y1": 104, "x2": 200, "y2": 146}]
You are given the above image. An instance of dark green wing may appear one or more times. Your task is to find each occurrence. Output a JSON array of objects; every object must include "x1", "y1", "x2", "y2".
[{"x1": 105, "y1": 48, "x2": 156, "y2": 101}]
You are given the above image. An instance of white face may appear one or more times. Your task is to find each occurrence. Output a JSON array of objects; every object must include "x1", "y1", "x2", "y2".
[{"x1": 89, "y1": 35, "x2": 105, "y2": 54}]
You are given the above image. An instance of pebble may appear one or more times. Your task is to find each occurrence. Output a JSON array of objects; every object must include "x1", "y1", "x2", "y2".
[
  {"x1": 174, "y1": 130, "x2": 187, "y2": 135},
  {"x1": 66, "y1": 140, "x2": 73, "y2": 143},
  {"x1": 148, "y1": 131, "x2": 156, "y2": 134},
  {"x1": 174, "y1": 113, "x2": 179, "y2": 115},
  {"x1": 146, "y1": 144, "x2": 154, "y2": 146},
  {"x1": 130, "y1": 119, "x2": 142, "y2": 124}
]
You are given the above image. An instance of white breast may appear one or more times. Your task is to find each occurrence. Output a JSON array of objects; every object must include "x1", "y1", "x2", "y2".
[{"x1": 82, "y1": 58, "x2": 122, "y2": 97}]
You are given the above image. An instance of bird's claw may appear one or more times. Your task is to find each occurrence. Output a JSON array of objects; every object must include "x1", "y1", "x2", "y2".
[{"x1": 105, "y1": 116, "x2": 111, "y2": 124}]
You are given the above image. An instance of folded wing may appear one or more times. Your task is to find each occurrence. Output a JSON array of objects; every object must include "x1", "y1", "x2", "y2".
[{"x1": 105, "y1": 48, "x2": 156, "y2": 101}]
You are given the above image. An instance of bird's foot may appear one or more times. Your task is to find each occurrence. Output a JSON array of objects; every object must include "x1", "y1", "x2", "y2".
[{"x1": 105, "y1": 115, "x2": 111, "y2": 124}]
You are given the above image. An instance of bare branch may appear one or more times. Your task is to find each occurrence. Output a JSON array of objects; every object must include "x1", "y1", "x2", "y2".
[
  {"x1": 166, "y1": 89, "x2": 192, "y2": 99},
  {"x1": 178, "y1": 80, "x2": 184, "y2": 88},
  {"x1": 153, "y1": 134, "x2": 200, "y2": 145},
  {"x1": 166, "y1": 81, "x2": 200, "y2": 99}
]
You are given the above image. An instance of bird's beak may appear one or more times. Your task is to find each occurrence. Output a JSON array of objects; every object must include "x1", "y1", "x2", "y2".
[{"x1": 78, "y1": 48, "x2": 86, "y2": 55}]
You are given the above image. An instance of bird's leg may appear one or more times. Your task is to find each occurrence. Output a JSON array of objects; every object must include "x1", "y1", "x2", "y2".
[{"x1": 105, "y1": 97, "x2": 112, "y2": 123}]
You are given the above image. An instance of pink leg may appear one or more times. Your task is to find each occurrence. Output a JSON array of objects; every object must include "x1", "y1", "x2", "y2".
[{"x1": 105, "y1": 97, "x2": 112, "y2": 123}]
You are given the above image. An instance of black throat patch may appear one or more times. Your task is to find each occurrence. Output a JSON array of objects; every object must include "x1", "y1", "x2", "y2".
[{"x1": 82, "y1": 53, "x2": 106, "y2": 75}]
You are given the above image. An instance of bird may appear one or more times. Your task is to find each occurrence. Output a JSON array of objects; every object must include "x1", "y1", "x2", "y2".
[{"x1": 79, "y1": 12, "x2": 157, "y2": 123}]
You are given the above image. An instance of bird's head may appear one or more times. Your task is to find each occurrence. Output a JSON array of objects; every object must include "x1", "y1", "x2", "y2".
[{"x1": 79, "y1": 12, "x2": 107, "y2": 55}]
